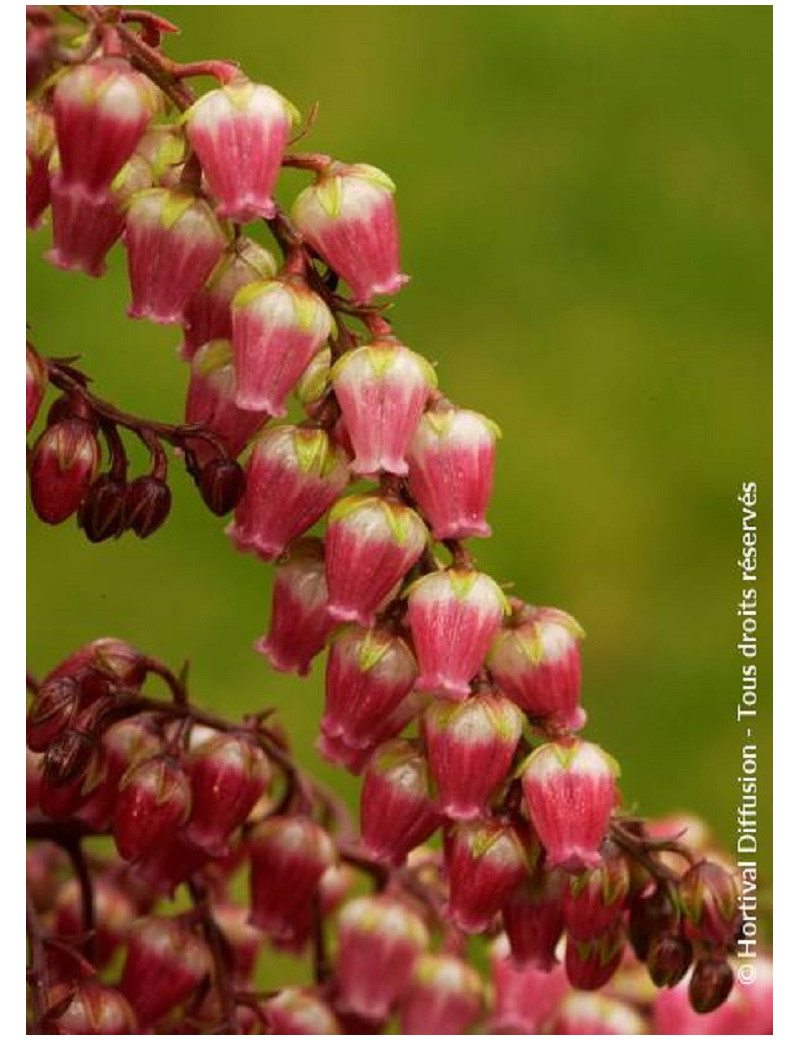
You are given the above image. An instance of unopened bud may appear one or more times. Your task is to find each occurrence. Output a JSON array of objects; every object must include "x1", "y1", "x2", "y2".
[
  {"x1": 125, "y1": 476, "x2": 172, "y2": 537},
  {"x1": 29, "y1": 419, "x2": 100, "y2": 524},
  {"x1": 688, "y1": 956, "x2": 734, "y2": 1014},
  {"x1": 78, "y1": 475, "x2": 128, "y2": 543},
  {"x1": 195, "y1": 456, "x2": 246, "y2": 516},
  {"x1": 647, "y1": 932, "x2": 693, "y2": 988}
]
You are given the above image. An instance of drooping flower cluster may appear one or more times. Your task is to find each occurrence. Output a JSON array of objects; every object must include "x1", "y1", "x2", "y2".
[{"x1": 26, "y1": 6, "x2": 764, "y2": 1036}]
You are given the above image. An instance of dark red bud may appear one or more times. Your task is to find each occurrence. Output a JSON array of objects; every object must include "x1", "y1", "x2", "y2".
[
  {"x1": 647, "y1": 931, "x2": 693, "y2": 988},
  {"x1": 29, "y1": 418, "x2": 100, "y2": 524},
  {"x1": 43, "y1": 727, "x2": 95, "y2": 787},
  {"x1": 688, "y1": 957, "x2": 734, "y2": 1014},
  {"x1": 125, "y1": 476, "x2": 172, "y2": 537},
  {"x1": 27, "y1": 676, "x2": 81, "y2": 752},
  {"x1": 627, "y1": 886, "x2": 676, "y2": 961},
  {"x1": 196, "y1": 457, "x2": 246, "y2": 515},
  {"x1": 79, "y1": 475, "x2": 128, "y2": 543},
  {"x1": 47, "y1": 392, "x2": 96, "y2": 428}
]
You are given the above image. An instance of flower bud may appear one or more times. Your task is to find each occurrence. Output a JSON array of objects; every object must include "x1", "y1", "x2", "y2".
[
  {"x1": 47, "y1": 156, "x2": 152, "y2": 278},
  {"x1": 185, "y1": 80, "x2": 297, "y2": 222},
  {"x1": 292, "y1": 162, "x2": 408, "y2": 304},
  {"x1": 27, "y1": 343, "x2": 48, "y2": 433},
  {"x1": 520, "y1": 739, "x2": 620, "y2": 871},
  {"x1": 324, "y1": 496, "x2": 427, "y2": 626},
  {"x1": 334, "y1": 895, "x2": 428, "y2": 1021},
  {"x1": 407, "y1": 406, "x2": 500, "y2": 540},
  {"x1": 502, "y1": 868, "x2": 565, "y2": 970},
  {"x1": 113, "y1": 754, "x2": 191, "y2": 862},
  {"x1": 183, "y1": 734, "x2": 270, "y2": 855},
  {"x1": 322, "y1": 626, "x2": 419, "y2": 748},
  {"x1": 688, "y1": 956, "x2": 734, "y2": 1014},
  {"x1": 408, "y1": 569, "x2": 508, "y2": 700},
  {"x1": 227, "y1": 425, "x2": 349, "y2": 561},
  {"x1": 648, "y1": 931, "x2": 693, "y2": 988},
  {"x1": 29, "y1": 418, "x2": 100, "y2": 524},
  {"x1": 551, "y1": 992, "x2": 648, "y2": 1035},
  {"x1": 195, "y1": 456, "x2": 246, "y2": 515},
  {"x1": 119, "y1": 915, "x2": 211, "y2": 1025},
  {"x1": 53, "y1": 58, "x2": 158, "y2": 197},
  {"x1": 330, "y1": 339, "x2": 436, "y2": 477},
  {"x1": 48, "y1": 980, "x2": 136, "y2": 1035},
  {"x1": 263, "y1": 989, "x2": 340, "y2": 1034},
  {"x1": 488, "y1": 604, "x2": 585, "y2": 729},
  {"x1": 399, "y1": 953, "x2": 484, "y2": 1035},
  {"x1": 43, "y1": 727, "x2": 95, "y2": 788},
  {"x1": 125, "y1": 188, "x2": 228, "y2": 324},
  {"x1": 255, "y1": 538, "x2": 335, "y2": 676},
  {"x1": 181, "y1": 239, "x2": 277, "y2": 360},
  {"x1": 562, "y1": 840, "x2": 630, "y2": 941},
  {"x1": 565, "y1": 923, "x2": 626, "y2": 991},
  {"x1": 185, "y1": 339, "x2": 268, "y2": 466},
  {"x1": 231, "y1": 277, "x2": 332, "y2": 414},
  {"x1": 360, "y1": 739, "x2": 441, "y2": 865},
  {"x1": 53, "y1": 875, "x2": 138, "y2": 967},
  {"x1": 26, "y1": 102, "x2": 54, "y2": 229},
  {"x1": 124, "y1": 475, "x2": 172, "y2": 537},
  {"x1": 27, "y1": 676, "x2": 81, "y2": 753},
  {"x1": 46, "y1": 638, "x2": 147, "y2": 703},
  {"x1": 131, "y1": 832, "x2": 210, "y2": 899},
  {"x1": 488, "y1": 935, "x2": 569, "y2": 1034},
  {"x1": 444, "y1": 820, "x2": 530, "y2": 933},
  {"x1": 78, "y1": 474, "x2": 128, "y2": 542},
  {"x1": 424, "y1": 691, "x2": 522, "y2": 820},
  {"x1": 679, "y1": 860, "x2": 742, "y2": 950},
  {"x1": 249, "y1": 816, "x2": 337, "y2": 943}
]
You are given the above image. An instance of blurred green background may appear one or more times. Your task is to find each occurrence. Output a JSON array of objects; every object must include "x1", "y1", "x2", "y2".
[{"x1": 27, "y1": 4, "x2": 771, "y2": 877}]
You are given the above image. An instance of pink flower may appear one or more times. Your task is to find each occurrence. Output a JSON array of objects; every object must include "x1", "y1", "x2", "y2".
[
  {"x1": 565, "y1": 923, "x2": 626, "y2": 991},
  {"x1": 399, "y1": 954, "x2": 484, "y2": 1035},
  {"x1": 227, "y1": 425, "x2": 349, "y2": 561},
  {"x1": 112, "y1": 755, "x2": 191, "y2": 862},
  {"x1": 444, "y1": 820, "x2": 530, "y2": 934},
  {"x1": 488, "y1": 934, "x2": 569, "y2": 1033},
  {"x1": 520, "y1": 739, "x2": 620, "y2": 871},
  {"x1": 185, "y1": 80, "x2": 298, "y2": 223},
  {"x1": 488, "y1": 604, "x2": 585, "y2": 730},
  {"x1": 423, "y1": 691, "x2": 522, "y2": 820},
  {"x1": 359, "y1": 739, "x2": 441, "y2": 865},
  {"x1": 292, "y1": 162, "x2": 408, "y2": 304},
  {"x1": 184, "y1": 339, "x2": 268, "y2": 465},
  {"x1": 334, "y1": 895, "x2": 428, "y2": 1021},
  {"x1": 407, "y1": 405, "x2": 500, "y2": 540},
  {"x1": 26, "y1": 102, "x2": 54, "y2": 229},
  {"x1": 551, "y1": 992, "x2": 648, "y2": 1035},
  {"x1": 53, "y1": 57, "x2": 159, "y2": 198},
  {"x1": 263, "y1": 989, "x2": 340, "y2": 1035},
  {"x1": 562, "y1": 840, "x2": 630, "y2": 941},
  {"x1": 408, "y1": 569, "x2": 508, "y2": 700},
  {"x1": 181, "y1": 238, "x2": 277, "y2": 360},
  {"x1": 331, "y1": 338, "x2": 437, "y2": 476},
  {"x1": 255, "y1": 538, "x2": 335, "y2": 676},
  {"x1": 324, "y1": 495, "x2": 427, "y2": 625},
  {"x1": 125, "y1": 188, "x2": 228, "y2": 324},
  {"x1": 502, "y1": 868, "x2": 566, "y2": 971}
]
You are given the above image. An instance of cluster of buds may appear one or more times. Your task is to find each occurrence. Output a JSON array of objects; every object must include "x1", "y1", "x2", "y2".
[{"x1": 27, "y1": 6, "x2": 762, "y2": 1034}]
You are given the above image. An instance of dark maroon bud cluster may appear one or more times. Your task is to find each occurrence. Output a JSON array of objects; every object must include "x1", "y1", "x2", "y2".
[{"x1": 27, "y1": 5, "x2": 766, "y2": 1035}]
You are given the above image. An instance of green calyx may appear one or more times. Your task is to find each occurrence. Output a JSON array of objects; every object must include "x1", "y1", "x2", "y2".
[
  {"x1": 290, "y1": 428, "x2": 339, "y2": 477},
  {"x1": 193, "y1": 339, "x2": 233, "y2": 377},
  {"x1": 328, "y1": 495, "x2": 420, "y2": 546}
]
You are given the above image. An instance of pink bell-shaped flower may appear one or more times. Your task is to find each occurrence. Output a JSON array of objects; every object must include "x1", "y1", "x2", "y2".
[
  {"x1": 562, "y1": 839, "x2": 630, "y2": 941},
  {"x1": 125, "y1": 188, "x2": 228, "y2": 324},
  {"x1": 249, "y1": 816, "x2": 337, "y2": 943},
  {"x1": 112, "y1": 754, "x2": 191, "y2": 863},
  {"x1": 181, "y1": 238, "x2": 277, "y2": 360},
  {"x1": 334, "y1": 895, "x2": 429, "y2": 1021},
  {"x1": 502, "y1": 867, "x2": 566, "y2": 970},
  {"x1": 263, "y1": 989, "x2": 340, "y2": 1035},
  {"x1": 399, "y1": 954, "x2": 485, "y2": 1035},
  {"x1": 185, "y1": 339, "x2": 269, "y2": 465},
  {"x1": 53, "y1": 57, "x2": 159, "y2": 198},
  {"x1": 330, "y1": 338, "x2": 437, "y2": 476},
  {"x1": 552, "y1": 992, "x2": 648, "y2": 1035},
  {"x1": 489, "y1": 935, "x2": 570, "y2": 1034},
  {"x1": 227, "y1": 425, "x2": 349, "y2": 561},
  {"x1": 407, "y1": 405, "x2": 500, "y2": 540},
  {"x1": 565, "y1": 923, "x2": 626, "y2": 991},
  {"x1": 520, "y1": 739, "x2": 620, "y2": 872},
  {"x1": 359, "y1": 738, "x2": 441, "y2": 865},
  {"x1": 322, "y1": 625, "x2": 419, "y2": 748},
  {"x1": 292, "y1": 162, "x2": 408, "y2": 304},
  {"x1": 26, "y1": 102, "x2": 54, "y2": 229},
  {"x1": 185, "y1": 80, "x2": 298, "y2": 223},
  {"x1": 231, "y1": 276, "x2": 332, "y2": 414},
  {"x1": 488, "y1": 603, "x2": 585, "y2": 730},
  {"x1": 324, "y1": 495, "x2": 427, "y2": 625},
  {"x1": 255, "y1": 537, "x2": 335, "y2": 676},
  {"x1": 47, "y1": 155, "x2": 152, "y2": 278},
  {"x1": 423, "y1": 690, "x2": 522, "y2": 820},
  {"x1": 444, "y1": 820, "x2": 530, "y2": 934},
  {"x1": 119, "y1": 915, "x2": 211, "y2": 1026},
  {"x1": 183, "y1": 734, "x2": 271, "y2": 855},
  {"x1": 408, "y1": 569, "x2": 508, "y2": 700}
]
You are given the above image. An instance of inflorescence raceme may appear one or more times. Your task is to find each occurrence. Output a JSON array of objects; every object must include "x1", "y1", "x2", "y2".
[{"x1": 26, "y1": 6, "x2": 769, "y2": 1035}]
